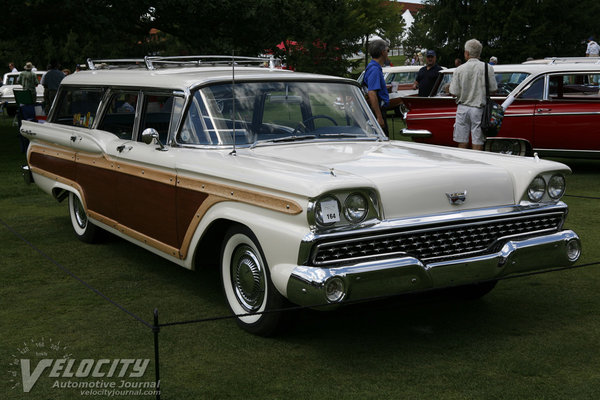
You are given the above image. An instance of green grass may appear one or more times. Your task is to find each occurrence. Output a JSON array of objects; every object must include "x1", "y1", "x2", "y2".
[{"x1": 1, "y1": 114, "x2": 600, "y2": 399}]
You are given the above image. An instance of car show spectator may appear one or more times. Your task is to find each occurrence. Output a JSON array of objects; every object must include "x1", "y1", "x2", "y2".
[
  {"x1": 41, "y1": 62, "x2": 66, "y2": 114},
  {"x1": 449, "y1": 39, "x2": 497, "y2": 151},
  {"x1": 363, "y1": 39, "x2": 390, "y2": 136},
  {"x1": 17, "y1": 62, "x2": 38, "y2": 101},
  {"x1": 413, "y1": 50, "x2": 443, "y2": 97},
  {"x1": 8, "y1": 62, "x2": 18, "y2": 72},
  {"x1": 586, "y1": 37, "x2": 600, "y2": 57},
  {"x1": 489, "y1": 56, "x2": 498, "y2": 65}
]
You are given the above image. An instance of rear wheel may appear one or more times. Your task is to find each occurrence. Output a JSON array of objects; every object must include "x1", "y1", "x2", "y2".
[
  {"x1": 68, "y1": 192, "x2": 98, "y2": 243},
  {"x1": 220, "y1": 226, "x2": 286, "y2": 336}
]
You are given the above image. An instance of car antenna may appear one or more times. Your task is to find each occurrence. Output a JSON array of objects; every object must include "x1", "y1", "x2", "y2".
[{"x1": 229, "y1": 50, "x2": 237, "y2": 156}]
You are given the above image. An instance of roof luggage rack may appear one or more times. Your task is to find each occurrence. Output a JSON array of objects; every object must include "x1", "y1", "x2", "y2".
[
  {"x1": 87, "y1": 55, "x2": 275, "y2": 71},
  {"x1": 522, "y1": 57, "x2": 600, "y2": 65}
]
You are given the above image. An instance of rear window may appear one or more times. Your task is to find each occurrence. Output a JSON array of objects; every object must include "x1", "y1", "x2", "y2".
[{"x1": 53, "y1": 87, "x2": 105, "y2": 127}]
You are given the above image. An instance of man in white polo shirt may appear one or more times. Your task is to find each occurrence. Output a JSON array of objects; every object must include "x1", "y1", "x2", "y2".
[
  {"x1": 586, "y1": 37, "x2": 600, "y2": 57},
  {"x1": 449, "y1": 38, "x2": 497, "y2": 150}
]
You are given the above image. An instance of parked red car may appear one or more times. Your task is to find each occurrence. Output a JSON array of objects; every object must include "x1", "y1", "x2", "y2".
[{"x1": 402, "y1": 63, "x2": 600, "y2": 158}]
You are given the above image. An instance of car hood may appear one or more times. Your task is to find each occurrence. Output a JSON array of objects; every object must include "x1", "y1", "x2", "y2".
[{"x1": 175, "y1": 140, "x2": 567, "y2": 220}]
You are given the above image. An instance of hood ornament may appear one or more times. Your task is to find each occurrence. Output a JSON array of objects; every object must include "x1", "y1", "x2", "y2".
[{"x1": 446, "y1": 190, "x2": 467, "y2": 205}]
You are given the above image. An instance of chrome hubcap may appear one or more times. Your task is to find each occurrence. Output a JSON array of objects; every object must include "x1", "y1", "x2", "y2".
[{"x1": 231, "y1": 245, "x2": 265, "y2": 312}]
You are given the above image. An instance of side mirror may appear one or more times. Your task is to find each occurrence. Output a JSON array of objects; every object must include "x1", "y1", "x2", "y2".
[
  {"x1": 141, "y1": 128, "x2": 167, "y2": 151},
  {"x1": 141, "y1": 127, "x2": 159, "y2": 144}
]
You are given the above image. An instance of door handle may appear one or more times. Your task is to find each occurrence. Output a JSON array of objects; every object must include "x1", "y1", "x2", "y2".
[{"x1": 536, "y1": 108, "x2": 551, "y2": 113}]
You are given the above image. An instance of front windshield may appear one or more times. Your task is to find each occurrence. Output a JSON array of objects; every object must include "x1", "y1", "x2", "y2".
[
  {"x1": 177, "y1": 81, "x2": 382, "y2": 146},
  {"x1": 385, "y1": 71, "x2": 417, "y2": 85}
]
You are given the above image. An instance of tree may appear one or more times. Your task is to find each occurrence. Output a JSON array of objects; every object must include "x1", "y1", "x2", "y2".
[
  {"x1": 406, "y1": 0, "x2": 600, "y2": 67},
  {"x1": 0, "y1": 0, "x2": 404, "y2": 77},
  {"x1": 0, "y1": 0, "x2": 151, "y2": 71}
]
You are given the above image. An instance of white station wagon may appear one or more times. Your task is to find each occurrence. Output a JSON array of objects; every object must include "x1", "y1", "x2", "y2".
[{"x1": 21, "y1": 56, "x2": 582, "y2": 335}]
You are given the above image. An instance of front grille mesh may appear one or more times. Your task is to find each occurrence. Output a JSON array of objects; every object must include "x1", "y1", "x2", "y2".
[{"x1": 311, "y1": 211, "x2": 565, "y2": 265}]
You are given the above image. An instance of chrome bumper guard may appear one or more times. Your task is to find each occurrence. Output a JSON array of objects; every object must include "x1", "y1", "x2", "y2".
[
  {"x1": 400, "y1": 128, "x2": 432, "y2": 138},
  {"x1": 21, "y1": 165, "x2": 34, "y2": 184},
  {"x1": 286, "y1": 230, "x2": 581, "y2": 307}
]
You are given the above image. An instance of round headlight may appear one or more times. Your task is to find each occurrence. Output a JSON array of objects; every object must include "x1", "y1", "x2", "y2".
[
  {"x1": 314, "y1": 196, "x2": 340, "y2": 226},
  {"x1": 548, "y1": 174, "x2": 566, "y2": 200},
  {"x1": 343, "y1": 193, "x2": 368, "y2": 223},
  {"x1": 527, "y1": 176, "x2": 546, "y2": 202}
]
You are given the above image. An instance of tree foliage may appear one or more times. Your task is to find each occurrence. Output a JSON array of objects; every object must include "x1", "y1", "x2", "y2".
[
  {"x1": 0, "y1": 0, "x2": 404, "y2": 77},
  {"x1": 406, "y1": 0, "x2": 600, "y2": 68}
]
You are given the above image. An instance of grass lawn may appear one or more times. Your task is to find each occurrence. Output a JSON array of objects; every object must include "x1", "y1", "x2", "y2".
[{"x1": 1, "y1": 113, "x2": 600, "y2": 399}]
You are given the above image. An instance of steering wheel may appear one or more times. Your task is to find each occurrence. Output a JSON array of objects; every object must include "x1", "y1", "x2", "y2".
[{"x1": 291, "y1": 115, "x2": 338, "y2": 136}]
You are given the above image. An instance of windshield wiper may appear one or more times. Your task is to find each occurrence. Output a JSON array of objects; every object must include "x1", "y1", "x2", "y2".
[
  {"x1": 317, "y1": 133, "x2": 365, "y2": 138},
  {"x1": 270, "y1": 135, "x2": 317, "y2": 143},
  {"x1": 250, "y1": 135, "x2": 317, "y2": 149}
]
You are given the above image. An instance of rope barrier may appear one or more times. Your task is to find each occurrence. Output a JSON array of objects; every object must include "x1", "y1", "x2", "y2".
[
  {"x1": 157, "y1": 260, "x2": 600, "y2": 328},
  {"x1": 565, "y1": 194, "x2": 600, "y2": 200},
  {"x1": 0, "y1": 217, "x2": 155, "y2": 330},
  {"x1": 3, "y1": 214, "x2": 599, "y2": 400}
]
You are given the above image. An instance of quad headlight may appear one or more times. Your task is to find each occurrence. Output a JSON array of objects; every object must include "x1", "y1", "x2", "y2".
[
  {"x1": 525, "y1": 173, "x2": 566, "y2": 203},
  {"x1": 314, "y1": 196, "x2": 341, "y2": 226},
  {"x1": 547, "y1": 174, "x2": 566, "y2": 200},
  {"x1": 343, "y1": 193, "x2": 368, "y2": 223},
  {"x1": 527, "y1": 176, "x2": 546, "y2": 202},
  {"x1": 310, "y1": 190, "x2": 378, "y2": 229}
]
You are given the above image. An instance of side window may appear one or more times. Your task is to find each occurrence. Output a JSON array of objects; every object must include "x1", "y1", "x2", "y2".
[
  {"x1": 550, "y1": 73, "x2": 599, "y2": 98},
  {"x1": 97, "y1": 91, "x2": 139, "y2": 139},
  {"x1": 53, "y1": 87, "x2": 104, "y2": 127},
  {"x1": 138, "y1": 94, "x2": 175, "y2": 143},
  {"x1": 519, "y1": 76, "x2": 545, "y2": 100}
]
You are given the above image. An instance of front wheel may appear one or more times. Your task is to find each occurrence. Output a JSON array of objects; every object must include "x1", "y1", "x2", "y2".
[
  {"x1": 68, "y1": 192, "x2": 99, "y2": 243},
  {"x1": 220, "y1": 226, "x2": 286, "y2": 336}
]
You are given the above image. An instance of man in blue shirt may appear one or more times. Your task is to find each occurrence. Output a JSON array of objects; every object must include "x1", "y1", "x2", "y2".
[{"x1": 364, "y1": 39, "x2": 390, "y2": 136}]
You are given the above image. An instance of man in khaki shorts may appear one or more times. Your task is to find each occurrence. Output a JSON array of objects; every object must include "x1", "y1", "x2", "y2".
[{"x1": 449, "y1": 39, "x2": 497, "y2": 150}]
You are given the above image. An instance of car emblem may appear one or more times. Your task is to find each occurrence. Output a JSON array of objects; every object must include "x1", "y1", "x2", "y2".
[{"x1": 446, "y1": 190, "x2": 467, "y2": 205}]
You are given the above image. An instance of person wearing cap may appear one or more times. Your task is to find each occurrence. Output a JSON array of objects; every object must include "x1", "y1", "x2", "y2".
[
  {"x1": 17, "y1": 62, "x2": 38, "y2": 102},
  {"x1": 489, "y1": 56, "x2": 498, "y2": 65},
  {"x1": 586, "y1": 37, "x2": 599, "y2": 57},
  {"x1": 413, "y1": 50, "x2": 442, "y2": 97}
]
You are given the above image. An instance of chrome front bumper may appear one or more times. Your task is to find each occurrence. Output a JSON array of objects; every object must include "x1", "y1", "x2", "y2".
[{"x1": 286, "y1": 230, "x2": 581, "y2": 307}]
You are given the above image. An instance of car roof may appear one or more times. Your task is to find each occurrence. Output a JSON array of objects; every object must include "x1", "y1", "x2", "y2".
[
  {"x1": 60, "y1": 66, "x2": 355, "y2": 91},
  {"x1": 440, "y1": 63, "x2": 600, "y2": 75},
  {"x1": 382, "y1": 65, "x2": 423, "y2": 73}
]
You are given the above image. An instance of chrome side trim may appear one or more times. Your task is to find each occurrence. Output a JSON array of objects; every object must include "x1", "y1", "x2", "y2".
[
  {"x1": 535, "y1": 148, "x2": 600, "y2": 159},
  {"x1": 400, "y1": 128, "x2": 432, "y2": 138}
]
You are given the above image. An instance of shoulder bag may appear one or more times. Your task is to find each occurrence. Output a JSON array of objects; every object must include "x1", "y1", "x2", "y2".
[{"x1": 481, "y1": 62, "x2": 504, "y2": 137}]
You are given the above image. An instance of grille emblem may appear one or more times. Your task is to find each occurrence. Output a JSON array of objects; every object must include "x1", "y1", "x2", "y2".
[{"x1": 446, "y1": 190, "x2": 467, "y2": 205}]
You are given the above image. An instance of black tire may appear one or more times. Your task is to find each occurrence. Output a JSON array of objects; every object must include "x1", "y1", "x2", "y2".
[
  {"x1": 451, "y1": 280, "x2": 498, "y2": 300},
  {"x1": 68, "y1": 192, "x2": 99, "y2": 243},
  {"x1": 220, "y1": 225, "x2": 286, "y2": 336}
]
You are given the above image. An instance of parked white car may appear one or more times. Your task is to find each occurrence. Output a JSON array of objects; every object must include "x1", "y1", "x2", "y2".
[
  {"x1": 0, "y1": 71, "x2": 45, "y2": 115},
  {"x1": 21, "y1": 56, "x2": 581, "y2": 335}
]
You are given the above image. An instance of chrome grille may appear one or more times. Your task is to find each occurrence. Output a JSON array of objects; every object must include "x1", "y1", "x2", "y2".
[{"x1": 311, "y1": 211, "x2": 565, "y2": 266}]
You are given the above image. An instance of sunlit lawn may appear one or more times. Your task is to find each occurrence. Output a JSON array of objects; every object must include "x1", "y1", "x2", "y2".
[{"x1": 1, "y1": 114, "x2": 599, "y2": 399}]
